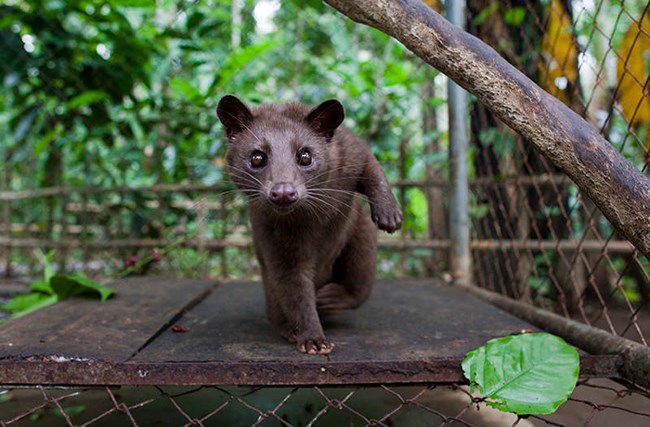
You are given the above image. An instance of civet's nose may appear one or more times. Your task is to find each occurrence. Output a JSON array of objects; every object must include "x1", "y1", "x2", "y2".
[{"x1": 269, "y1": 183, "x2": 299, "y2": 206}]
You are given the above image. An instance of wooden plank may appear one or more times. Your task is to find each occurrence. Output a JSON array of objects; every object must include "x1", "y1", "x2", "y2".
[
  {"x1": 0, "y1": 277, "x2": 213, "y2": 362},
  {"x1": 121, "y1": 279, "x2": 543, "y2": 385},
  {"x1": 0, "y1": 278, "x2": 619, "y2": 386},
  {"x1": 134, "y1": 280, "x2": 535, "y2": 362}
]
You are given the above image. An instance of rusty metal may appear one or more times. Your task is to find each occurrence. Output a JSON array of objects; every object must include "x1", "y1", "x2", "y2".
[
  {"x1": 0, "y1": 359, "x2": 464, "y2": 387},
  {"x1": 0, "y1": 354, "x2": 621, "y2": 388}
]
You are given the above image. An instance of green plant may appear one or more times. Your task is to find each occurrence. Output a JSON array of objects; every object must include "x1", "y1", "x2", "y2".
[
  {"x1": 1, "y1": 251, "x2": 115, "y2": 320},
  {"x1": 462, "y1": 332, "x2": 579, "y2": 415}
]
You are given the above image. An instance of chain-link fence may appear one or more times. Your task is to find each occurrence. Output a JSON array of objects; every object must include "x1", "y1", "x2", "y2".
[
  {"x1": 5, "y1": 385, "x2": 512, "y2": 427},
  {"x1": 1, "y1": 0, "x2": 650, "y2": 425},
  {"x1": 467, "y1": 0, "x2": 650, "y2": 347},
  {"x1": 2, "y1": 380, "x2": 650, "y2": 427}
]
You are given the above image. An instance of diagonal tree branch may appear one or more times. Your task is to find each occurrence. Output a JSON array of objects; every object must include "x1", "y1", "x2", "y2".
[{"x1": 324, "y1": 0, "x2": 650, "y2": 259}]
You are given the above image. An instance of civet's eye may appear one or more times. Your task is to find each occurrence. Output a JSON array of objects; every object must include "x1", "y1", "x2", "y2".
[
  {"x1": 297, "y1": 148, "x2": 312, "y2": 166},
  {"x1": 250, "y1": 151, "x2": 267, "y2": 168}
]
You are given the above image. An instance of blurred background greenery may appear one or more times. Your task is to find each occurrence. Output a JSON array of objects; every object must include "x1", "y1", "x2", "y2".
[
  {"x1": 0, "y1": 0, "x2": 648, "y2": 313},
  {"x1": 0, "y1": 0, "x2": 444, "y2": 280}
]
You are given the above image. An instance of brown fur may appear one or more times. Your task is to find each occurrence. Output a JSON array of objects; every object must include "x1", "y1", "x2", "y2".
[{"x1": 216, "y1": 95, "x2": 402, "y2": 355}]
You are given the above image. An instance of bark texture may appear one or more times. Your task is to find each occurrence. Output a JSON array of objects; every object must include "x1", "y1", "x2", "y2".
[{"x1": 324, "y1": 0, "x2": 650, "y2": 259}]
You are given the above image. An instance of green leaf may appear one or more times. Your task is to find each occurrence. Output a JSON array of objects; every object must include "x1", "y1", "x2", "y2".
[
  {"x1": 384, "y1": 62, "x2": 411, "y2": 86},
  {"x1": 426, "y1": 97, "x2": 447, "y2": 109},
  {"x1": 65, "y1": 91, "x2": 110, "y2": 111},
  {"x1": 169, "y1": 78, "x2": 202, "y2": 101},
  {"x1": 473, "y1": 3, "x2": 499, "y2": 25},
  {"x1": 0, "y1": 15, "x2": 16, "y2": 30},
  {"x1": 2, "y1": 294, "x2": 57, "y2": 316},
  {"x1": 462, "y1": 333, "x2": 579, "y2": 415},
  {"x1": 29, "y1": 280, "x2": 54, "y2": 295},
  {"x1": 43, "y1": 250, "x2": 56, "y2": 283},
  {"x1": 50, "y1": 274, "x2": 115, "y2": 301},
  {"x1": 32, "y1": 124, "x2": 63, "y2": 157},
  {"x1": 504, "y1": 7, "x2": 526, "y2": 26},
  {"x1": 211, "y1": 38, "x2": 284, "y2": 91},
  {"x1": 2, "y1": 293, "x2": 47, "y2": 313},
  {"x1": 405, "y1": 188, "x2": 428, "y2": 234}
]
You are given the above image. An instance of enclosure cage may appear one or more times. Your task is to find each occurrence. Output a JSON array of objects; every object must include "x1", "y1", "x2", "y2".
[{"x1": 1, "y1": 0, "x2": 650, "y2": 426}]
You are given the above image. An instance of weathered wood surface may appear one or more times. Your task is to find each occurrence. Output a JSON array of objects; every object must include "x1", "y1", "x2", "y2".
[
  {"x1": 323, "y1": 0, "x2": 650, "y2": 260},
  {"x1": 0, "y1": 277, "x2": 214, "y2": 361},
  {"x1": 134, "y1": 280, "x2": 529, "y2": 362},
  {"x1": 0, "y1": 277, "x2": 617, "y2": 386},
  {"x1": 127, "y1": 280, "x2": 535, "y2": 385}
]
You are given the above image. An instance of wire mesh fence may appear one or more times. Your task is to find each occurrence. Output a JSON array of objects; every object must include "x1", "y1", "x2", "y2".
[
  {"x1": 467, "y1": 0, "x2": 650, "y2": 346},
  {"x1": 1, "y1": 0, "x2": 650, "y2": 425},
  {"x1": 2, "y1": 380, "x2": 650, "y2": 426}
]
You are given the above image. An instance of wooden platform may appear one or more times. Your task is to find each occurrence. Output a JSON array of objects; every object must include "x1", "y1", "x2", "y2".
[{"x1": 0, "y1": 277, "x2": 615, "y2": 386}]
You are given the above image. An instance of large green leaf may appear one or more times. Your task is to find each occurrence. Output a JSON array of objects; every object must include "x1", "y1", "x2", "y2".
[
  {"x1": 2, "y1": 293, "x2": 57, "y2": 316},
  {"x1": 50, "y1": 274, "x2": 115, "y2": 302},
  {"x1": 29, "y1": 280, "x2": 54, "y2": 295},
  {"x1": 462, "y1": 333, "x2": 579, "y2": 415},
  {"x1": 3, "y1": 293, "x2": 50, "y2": 313}
]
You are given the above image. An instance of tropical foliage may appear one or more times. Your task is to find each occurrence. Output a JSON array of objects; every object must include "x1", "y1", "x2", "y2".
[{"x1": 0, "y1": 0, "x2": 647, "y2": 285}]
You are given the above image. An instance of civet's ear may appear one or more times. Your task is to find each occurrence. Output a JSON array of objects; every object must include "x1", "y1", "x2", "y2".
[
  {"x1": 305, "y1": 99, "x2": 345, "y2": 140},
  {"x1": 216, "y1": 95, "x2": 254, "y2": 142}
]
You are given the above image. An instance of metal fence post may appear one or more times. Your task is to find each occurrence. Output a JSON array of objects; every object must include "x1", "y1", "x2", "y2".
[{"x1": 446, "y1": 0, "x2": 471, "y2": 285}]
